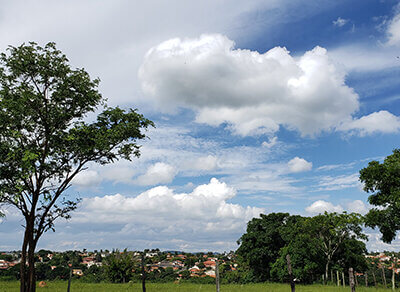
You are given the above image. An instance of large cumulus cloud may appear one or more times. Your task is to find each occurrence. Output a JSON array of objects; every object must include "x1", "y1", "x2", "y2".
[{"x1": 139, "y1": 34, "x2": 360, "y2": 136}]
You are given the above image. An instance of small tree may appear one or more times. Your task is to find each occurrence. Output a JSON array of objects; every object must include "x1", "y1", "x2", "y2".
[{"x1": 0, "y1": 42, "x2": 153, "y2": 292}]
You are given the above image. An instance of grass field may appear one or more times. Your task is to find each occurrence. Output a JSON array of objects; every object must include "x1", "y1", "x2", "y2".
[{"x1": 0, "y1": 282, "x2": 397, "y2": 292}]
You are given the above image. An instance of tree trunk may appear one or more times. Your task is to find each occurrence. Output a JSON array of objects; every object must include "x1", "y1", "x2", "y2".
[
  {"x1": 382, "y1": 266, "x2": 387, "y2": 287},
  {"x1": 27, "y1": 238, "x2": 37, "y2": 292},
  {"x1": 372, "y1": 269, "x2": 376, "y2": 287},
  {"x1": 342, "y1": 271, "x2": 345, "y2": 287},
  {"x1": 19, "y1": 229, "x2": 28, "y2": 292},
  {"x1": 364, "y1": 271, "x2": 368, "y2": 287},
  {"x1": 324, "y1": 261, "x2": 329, "y2": 285},
  {"x1": 330, "y1": 269, "x2": 333, "y2": 283},
  {"x1": 336, "y1": 270, "x2": 340, "y2": 286},
  {"x1": 392, "y1": 266, "x2": 395, "y2": 291},
  {"x1": 20, "y1": 217, "x2": 36, "y2": 292}
]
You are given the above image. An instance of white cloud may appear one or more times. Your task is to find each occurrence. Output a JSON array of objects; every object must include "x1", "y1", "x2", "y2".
[
  {"x1": 135, "y1": 162, "x2": 177, "y2": 186},
  {"x1": 346, "y1": 200, "x2": 368, "y2": 214},
  {"x1": 72, "y1": 170, "x2": 102, "y2": 188},
  {"x1": 262, "y1": 136, "x2": 278, "y2": 148},
  {"x1": 339, "y1": 110, "x2": 400, "y2": 136},
  {"x1": 306, "y1": 200, "x2": 343, "y2": 214},
  {"x1": 71, "y1": 178, "x2": 263, "y2": 251},
  {"x1": 191, "y1": 155, "x2": 219, "y2": 171},
  {"x1": 333, "y1": 17, "x2": 348, "y2": 27},
  {"x1": 387, "y1": 8, "x2": 400, "y2": 46},
  {"x1": 288, "y1": 157, "x2": 312, "y2": 173},
  {"x1": 139, "y1": 34, "x2": 359, "y2": 136},
  {"x1": 317, "y1": 173, "x2": 360, "y2": 191}
]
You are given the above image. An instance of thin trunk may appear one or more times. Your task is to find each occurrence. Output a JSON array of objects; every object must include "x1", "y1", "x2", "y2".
[
  {"x1": 336, "y1": 270, "x2": 340, "y2": 286},
  {"x1": 330, "y1": 269, "x2": 333, "y2": 283},
  {"x1": 392, "y1": 266, "x2": 395, "y2": 291},
  {"x1": 365, "y1": 271, "x2": 368, "y2": 287},
  {"x1": 342, "y1": 271, "x2": 345, "y2": 287},
  {"x1": 324, "y1": 261, "x2": 329, "y2": 285},
  {"x1": 372, "y1": 269, "x2": 376, "y2": 287},
  {"x1": 382, "y1": 266, "x2": 387, "y2": 287}
]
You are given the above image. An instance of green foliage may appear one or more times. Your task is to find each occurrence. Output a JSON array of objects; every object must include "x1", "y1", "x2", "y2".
[
  {"x1": 104, "y1": 250, "x2": 135, "y2": 283},
  {"x1": 0, "y1": 41, "x2": 153, "y2": 290},
  {"x1": 237, "y1": 212, "x2": 367, "y2": 284},
  {"x1": 236, "y1": 213, "x2": 293, "y2": 282},
  {"x1": 360, "y1": 149, "x2": 400, "y2": 243},
  {"x1": 0, "y1": 41, "x2": 153, "y2": 237}
]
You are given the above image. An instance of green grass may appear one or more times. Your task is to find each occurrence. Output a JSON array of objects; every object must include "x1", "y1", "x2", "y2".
[{"x1": 0, "y1": 282, "x2": 397, "y2": 292}]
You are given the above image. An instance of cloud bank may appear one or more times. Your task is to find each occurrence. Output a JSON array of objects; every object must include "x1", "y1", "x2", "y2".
[{"x1": 71, "y1": 178, "x2": 263, "y2": 251}]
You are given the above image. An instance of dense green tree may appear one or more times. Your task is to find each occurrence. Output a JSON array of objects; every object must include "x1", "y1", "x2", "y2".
[
  {"x1": 236, "y1": 213, "x2": 297, "y2": 281},
  {"x1": 0, "y1": 42, "x2": 153, "y2": 292},
  {"x1": 360, "y1": 149, "x2": 400, "y2": 243},
  {"x1": 271, "y1": 231, "x2": 324, "y2": 284}
]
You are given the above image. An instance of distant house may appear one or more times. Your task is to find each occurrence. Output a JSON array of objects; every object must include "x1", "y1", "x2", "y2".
[
  {"x1": 0, "y1": 260, "x2": 10, "y2": 269},
  {"x1": 177, "y1": 254, "x2": 187, "y2": 260},
  {"x1": 204, "y1": 270, "x2": 216, "y2": 278},
  {"x1": 203, "y1": 260, "x2": 216, "y2": 269},
  {"x1": 72, "y1": 269, "x2": 83, "y2": 276}
]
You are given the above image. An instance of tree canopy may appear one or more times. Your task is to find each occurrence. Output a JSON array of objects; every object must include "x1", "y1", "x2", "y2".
[
  {"x1": 360, "y1": 149, "x2": 400, "y2": 243},
  {"x1": 236, "y1": 212, "x2": 367, "y2": 284},
  {"x1": 0, "y1": 42, "x2": 153, "y2": 292}
]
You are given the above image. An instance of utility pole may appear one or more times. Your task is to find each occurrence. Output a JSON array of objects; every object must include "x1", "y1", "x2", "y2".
[
  {"x1": 349, "y1": 268, "x2": 355, "y2": 292},
  {"x1": 141, "y1": 253, "x2": 146, "y2": 292},
  {"x1": 286, "y1": 254, "x2": 295, "y2": 292},
  {"x1": 215, "y1": 259, "x2": 220, "y2": 292}
]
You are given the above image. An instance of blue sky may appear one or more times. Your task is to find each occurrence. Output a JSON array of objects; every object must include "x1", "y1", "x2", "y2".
[{"x1": 1, "y1": 0, "x2": 400, "y2": 252}]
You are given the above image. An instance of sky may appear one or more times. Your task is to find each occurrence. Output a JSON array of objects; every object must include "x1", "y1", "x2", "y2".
[{"x1": 1, "y1": 0, "x2": 400, "y2": 253}]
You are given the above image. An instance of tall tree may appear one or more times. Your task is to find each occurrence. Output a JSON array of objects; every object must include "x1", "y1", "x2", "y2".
[
  {"x1": 360, "y1": 149, "x2": 400, "y2": 243},
  {"x1": 0, "y1": 42, "x2": 153, "y2": 292}
]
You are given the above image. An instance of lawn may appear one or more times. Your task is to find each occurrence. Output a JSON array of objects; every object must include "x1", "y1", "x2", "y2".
[{"x1": 0, "y1": 282, "x2": 396, "y2": 292}]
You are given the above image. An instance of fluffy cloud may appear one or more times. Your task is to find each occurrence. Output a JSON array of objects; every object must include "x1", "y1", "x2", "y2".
[
  {"x1": 135, "y1": 162, "x2": 177, "y2": 186},
  {"x1": 139, "y1": 34, "x2": 359, "y2": 136},
  {"x1": 288, "y1": 157, "x2": 312, "y2": 173},
  {"x1": 70, "y1": 178, "x2": 263, "y2": 251},
  {"x1": 339, "y1": 110, "x2": 400, "y2": 136},
  {"x1": 305, "y1": 200, "x2": 343, "y2": 214},
  {"x1": 306, "y1": 199, "x2": 368, "y2": 215}
]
